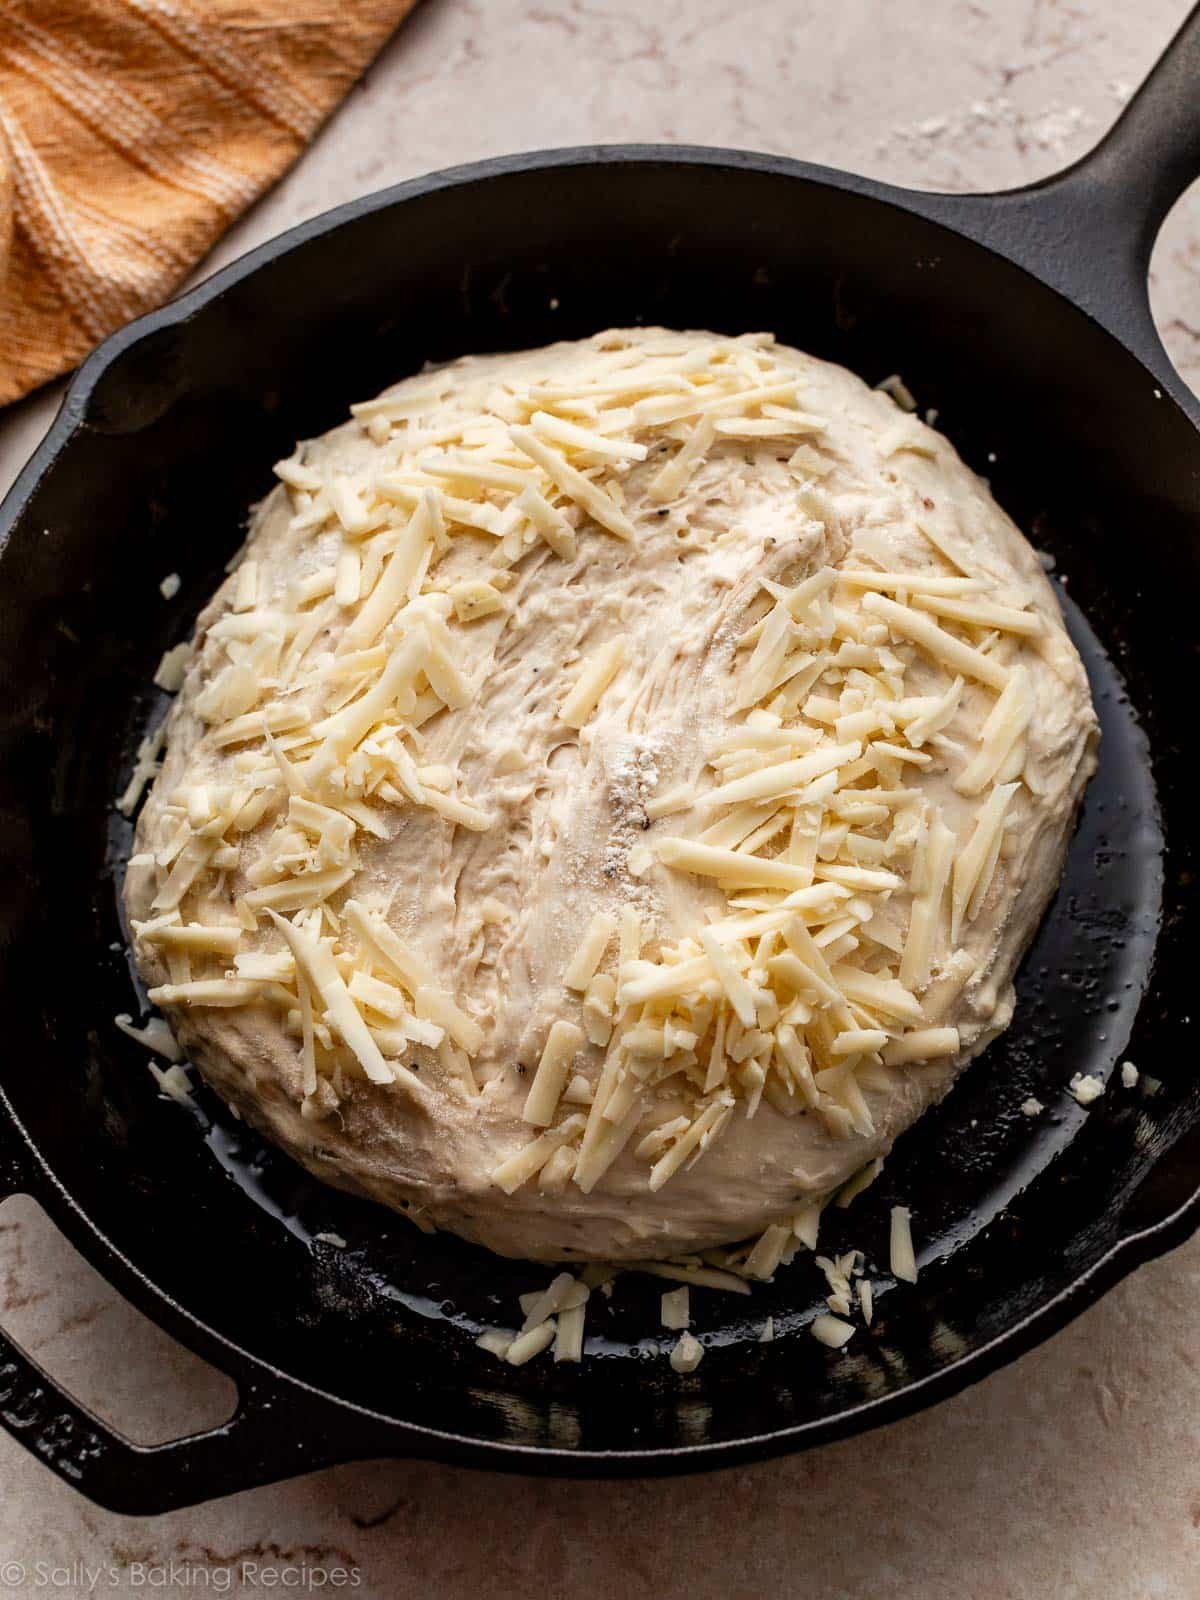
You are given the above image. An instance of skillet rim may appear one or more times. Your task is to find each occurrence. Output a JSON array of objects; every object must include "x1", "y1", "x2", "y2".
[{"x1": 1, "y1": 141, "x2": 1197, "y2": 1485}]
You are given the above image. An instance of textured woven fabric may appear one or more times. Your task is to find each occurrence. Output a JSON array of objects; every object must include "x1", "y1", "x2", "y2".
[{"x1": 0, "y1": 0, "x2": 418, "y2": 405}]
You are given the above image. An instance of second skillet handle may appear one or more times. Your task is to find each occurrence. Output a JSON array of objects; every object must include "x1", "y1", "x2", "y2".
[
  {"x1": 907, "y1": 2, "x2": 1200, "y2": 390},
  {"x1": 0, "y1": 1111, "x2": 388, "y2": 1513}
]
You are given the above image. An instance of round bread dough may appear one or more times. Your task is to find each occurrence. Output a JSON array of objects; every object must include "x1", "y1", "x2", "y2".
[{"x1": 125, "y1": 328, "x2": 1097, "y2": 1262}]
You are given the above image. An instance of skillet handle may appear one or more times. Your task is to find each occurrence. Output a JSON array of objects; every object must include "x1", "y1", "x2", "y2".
[
  {"x1": 905, "y1": 2, "x2": 1200, "y2": 391},
  {"x1": 0, "y1": 1136, "x2": 385, "y2": 1513},
  {"x1": 0, "y1": 1320, "x2": 318, "y2": 1515}
]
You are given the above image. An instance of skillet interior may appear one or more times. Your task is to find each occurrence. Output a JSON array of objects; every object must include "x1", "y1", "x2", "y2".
[{"x1": 0, "y1": 152, "x2": 1197, "y2": 1471}]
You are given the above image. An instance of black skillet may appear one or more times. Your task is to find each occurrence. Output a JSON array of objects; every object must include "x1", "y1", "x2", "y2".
[{"x1": 1, "y1": 10, "x2": 1199, "y2": 1515}]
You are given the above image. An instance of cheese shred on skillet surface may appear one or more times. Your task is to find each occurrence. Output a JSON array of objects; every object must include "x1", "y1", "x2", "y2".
[{"x1": 125, "y1": 328, "x2": 1097, "y2": 1263}]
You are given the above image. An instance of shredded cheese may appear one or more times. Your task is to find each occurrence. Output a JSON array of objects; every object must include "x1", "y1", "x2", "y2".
[
  {"x1": 811, "y1": 1314, "x2": 855, "y2": 1349},
  {"x1": 1070, "y1": 1072, "x2": 1105, "y2": 1107},
  {"x1": 491, "y1": 1115, "x2": 587, "y2": 1195},
  {"x1": 861, "y1": 591, "x2": 1011, "y2": 690},
  {"x1": 660, "y1": 1287, "x2": 690, "y2": 1329},
  {"x1": 882, "y1": 1027, "x2": 958, "y2": 1065},
  {"x1": 668, "y1": 1331, "x2": 705, "y2": 1373},
  {"x1": 268, "y1": 911, "x2": 419, "y2": 1094},
  {"x1": 629, "y1": 1260, "x2": 752, "y2": 1296},
  {"x1": 523, "y1": 1020, "x2": 584, "y2": 1127},
  {"x1": 889, "y1": 1205, "x2": 918, "y2": 1283},
  {"x1": 648, "y1": 414, "x2": 716, "y2": 502},
  {"x1": 559, "y1": 638, "x2": 626, "y2": 729},
  {"x1": 505, "y1": 1322, "x2": 557, "y2": 1366},
  {"x1": 114, "y1": 1012, "x2": 182, "y2": 1061},
  {"x1": 743, "y1": 1223, "x2": 793, "y2": 1280},
  {"x1": 449, "y1": 578, "x2": 504, "y2": 621},
  {"x1": 951, "y1": 782, "x2": 1018, "y2": 942},
  {"x1": 509, "y1": 426, "x2": 637, "y2": 540},
  {"x1": 563, "y1": 911, "x2": 618, "y2": 992}
]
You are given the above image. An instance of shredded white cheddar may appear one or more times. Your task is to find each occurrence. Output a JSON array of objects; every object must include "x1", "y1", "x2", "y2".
[
  {"x1": 114, "y1": 1013, "x2": 182, "y2": 1061},
  {"x1": 1070, "y1": 1072, "x2": 1105, "y2": 1107},
  {"x1": 563, "y1": 911, "x2": 618, "y2": 992},
  {"x1": 861, "y1": 592, "x2": 1011, "y2": 690},
  {"x1": 523, "y1": 1020, "x2": 584, "y2": 1127},
  {"x1": 509, "y1": 426, "x2": 638, "y2": 541},
  {"x1": 668, "y1": 1331, "x2": 705, "y2": 1373},
  {"x1": 889, "y1": 1205, "x2": 918, "y2": 1283},
  {"x1": 559, "y1": 638, "x2": 626, "y2": 729},
  {"x1": 660, "y1": 1287, "x2": 690, "y2": 1330},
  {"x1": 811, "y1": 1314, "x2": 855, "y2": 1349}
]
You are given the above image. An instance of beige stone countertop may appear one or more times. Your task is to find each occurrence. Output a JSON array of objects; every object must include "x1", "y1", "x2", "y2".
[{"x1": 1, "y1": 1, "x2": 1199, "y2": 1595}]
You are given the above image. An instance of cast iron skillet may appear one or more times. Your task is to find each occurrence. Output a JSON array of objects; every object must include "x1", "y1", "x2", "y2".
[{"x1": 1, "y1": 11, "x2": 1199, "y2": 1516}]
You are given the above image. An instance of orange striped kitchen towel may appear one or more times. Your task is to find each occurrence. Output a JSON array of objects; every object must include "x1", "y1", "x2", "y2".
[{"x1": 0, "y1": 0, "x2": 419, "y2": 406}]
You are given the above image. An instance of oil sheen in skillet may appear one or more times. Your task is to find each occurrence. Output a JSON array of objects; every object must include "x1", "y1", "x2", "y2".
[{"x1": 123, "y1": 328, "x2": 1097, "y2": 1264}]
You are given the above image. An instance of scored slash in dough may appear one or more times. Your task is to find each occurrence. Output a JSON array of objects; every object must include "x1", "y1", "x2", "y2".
[{"x1": 125, "y1": 328, "x2": 1097, "y2": 1262}]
